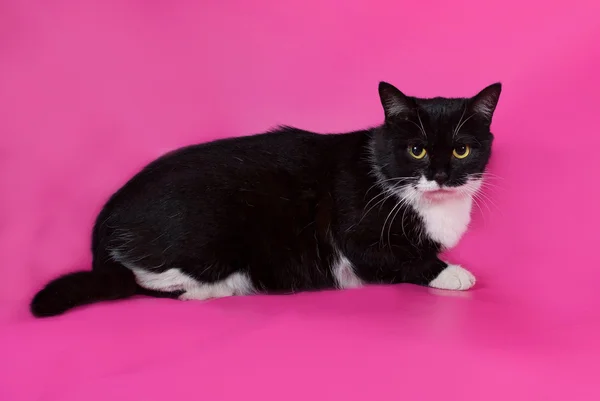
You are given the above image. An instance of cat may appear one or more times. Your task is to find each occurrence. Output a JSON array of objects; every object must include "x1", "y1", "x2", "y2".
[{"x1": 30, "y1": 81, "x2": 501, "y2": 317}]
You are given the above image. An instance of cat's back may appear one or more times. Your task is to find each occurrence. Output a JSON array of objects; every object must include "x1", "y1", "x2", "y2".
[
  {"x1": 101, "y1": 127, "x2": 352, "y2": 217},
  {"x1": 150, "y1": 127, "x2": 334, "y2": 174}
]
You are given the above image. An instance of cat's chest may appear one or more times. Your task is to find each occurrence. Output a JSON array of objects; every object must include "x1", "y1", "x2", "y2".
[{"x1": 414, "y1": 197, "x2": 473, "y2": 249}]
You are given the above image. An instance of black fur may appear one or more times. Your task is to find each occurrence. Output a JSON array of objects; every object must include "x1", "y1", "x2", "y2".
[{"x1": 30, "y1": 81, "x2": 501, "y2": 317}]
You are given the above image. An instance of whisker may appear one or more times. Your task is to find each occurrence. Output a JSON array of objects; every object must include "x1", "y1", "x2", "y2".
[
  {"x1": 476, "y1": 190, "x2": 501, "y2": 209},
  {"x1": 478, "y1": 181, "x2": 504, "y2": 192},
  {"x1": 400, "y1": 190, "x2": 418, "y2": 244},
  {"x1": 471, "y1": 193, "x2": 487, "y2": 227},
  {"x1": 387, "y1": 191, "x2": 415, "y2": 248},
  {"x1": 386, "y1": 201, "x2": 404, "y2": 248},
  {"x1": 454, "y1": 113, "x2": 476, "y2": 136},
  {"x1": 363, "y1": 189, "x2": 391, "y2": 210},
  {"x1": 360, "y1": 190, "x2": 396, "y2": 223},
  {"x1": 472, "y1": 192, "x2": 493, "y2": 215},
  {"x1": 471, "y1": 172, "x2": 505, "y2": 180},
  {"x1": 380, "y1": 199, "x2": 403, "y2": 247},
  {"x1": 473, "y1": 190, "x2": 502, "y2": 217},
  {"x1": 377, "y1": 186, "x2": 419, "y2": 248},
  {"x1": 359, "y1": 180, "x2": 411, "y2": 225},
  {"x1": 364, "y1": 177, "x2": 414, "y2": 199},
  {"x1": 406, "y1": 119, "x2": 427, "y2": 139},
  {"x1": 364, "y1": 180, "x2": 408, "y2": 209},
  {"x1": 453, "y1": 105, "x2": 468, "y2": 140},
  {"x1": 416, "y1": 110, "x2": 428, "y2": 139}
]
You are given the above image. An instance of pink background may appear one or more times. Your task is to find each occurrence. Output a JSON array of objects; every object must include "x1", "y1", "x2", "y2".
[{"x1": 1, "y1": 0, "x2": 600, "y2": 400}]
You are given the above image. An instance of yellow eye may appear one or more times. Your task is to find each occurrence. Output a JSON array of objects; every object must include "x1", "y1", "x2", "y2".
[
  {"x1": 409, "y1": 145, "x2": 427, "y2": 159},
  {"x1": 453, "y1": 144, "x2": 471, "y2": 159}
]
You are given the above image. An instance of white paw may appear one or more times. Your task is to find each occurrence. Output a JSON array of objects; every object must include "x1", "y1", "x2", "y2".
[
  {"x1": 429, "y1": 264, "x2": 476, "y2": 291},
  {"x1": 178, "y1": 291, "x2": 210, "y2": 301},
  {"x1": 178, "y1": 288, "x2": 235, "y2": 301}
]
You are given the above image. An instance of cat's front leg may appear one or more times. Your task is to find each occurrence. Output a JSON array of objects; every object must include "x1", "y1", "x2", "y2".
[
  {"x1": 427, "y1": 263, "x2": 476, "y2": 291},
  {"x1": 401, "y1": 258, "x2": 476, "y2": 290},
  {"x1": 355, "y1": 256, "x2": 476, "y2": 291}
]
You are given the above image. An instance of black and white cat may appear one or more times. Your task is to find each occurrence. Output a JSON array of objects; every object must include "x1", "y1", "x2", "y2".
[{"x1": 31, "y1": 81, "x2": 501, "y2": 317}]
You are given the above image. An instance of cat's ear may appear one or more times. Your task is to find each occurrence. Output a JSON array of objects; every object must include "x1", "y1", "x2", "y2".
[
  {"x1": 470, "y1": 83, "x2": 502, "y2": 123},
  {"x1": 378, "y1": 82, "x2": 415, "y2": 119}
]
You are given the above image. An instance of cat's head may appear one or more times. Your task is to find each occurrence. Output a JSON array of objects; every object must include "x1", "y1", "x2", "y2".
[{"x1": 371, "y1": 81, "x2": 501, "y2": 202}]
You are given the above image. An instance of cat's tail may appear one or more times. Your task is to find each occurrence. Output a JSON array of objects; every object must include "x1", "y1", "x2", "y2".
[{"x1": 30, "y1": 264, "x2": 137, "y2": 318}]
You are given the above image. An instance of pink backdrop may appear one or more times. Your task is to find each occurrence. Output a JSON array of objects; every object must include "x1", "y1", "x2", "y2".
[{"x1": 1, "y1": 0, "x2": 600, "y2": 400}]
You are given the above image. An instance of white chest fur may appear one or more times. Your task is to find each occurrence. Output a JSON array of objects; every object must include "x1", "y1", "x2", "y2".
[{"x1": 414, "y1": 196, "x2": 473, "y2": 249}]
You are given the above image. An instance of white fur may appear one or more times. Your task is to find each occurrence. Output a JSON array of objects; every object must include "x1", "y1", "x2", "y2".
[
  {"x1": 130, "y1": 267, "x2": 254, "y2": 301},
  {"x1": 332, "y1": 254, "x2": 364, "y2": 289},
  {"x1": 413, "y1": 198, "x2": 472, "y2": 249},
  {"x1": 414, "y1": 176, "x2": 441, "y2": 192},
  {"x1": 130, "y1": 267, "x2": 198, "y2": 292},
  {"x1": 178, "y1": 272, "x2": 254, "y2": 301},
  {"x1": 429, "y1": 264, "x2": 476, "y2": 290},
  {"x1": 418, "y1": 198, "x2": 470, "y2": 248},
  {"x1": 404, "y1": 176, "x2": 481, "y2": 249}
]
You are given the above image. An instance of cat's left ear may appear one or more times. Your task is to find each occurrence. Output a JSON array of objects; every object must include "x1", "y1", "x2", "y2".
[
  {"x1": 378, "y1": 82, "x2": 415, "y2": 120},
  {"x1": 470, "y1": 83, "x2": 502, "y2": 124}
]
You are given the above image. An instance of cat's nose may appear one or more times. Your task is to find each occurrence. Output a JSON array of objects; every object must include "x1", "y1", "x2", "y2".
[{"x1": 433, "y1": 171, "x2": 449, "y2": 185}]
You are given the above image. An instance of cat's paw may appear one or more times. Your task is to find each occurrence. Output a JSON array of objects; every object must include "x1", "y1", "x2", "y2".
[{"x1": 429, "y1": 264, "x2": 476, "y2": 291}]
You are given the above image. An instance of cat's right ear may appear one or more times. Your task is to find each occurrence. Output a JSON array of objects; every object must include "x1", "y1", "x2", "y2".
[{"x1": 378, "y1": 82, "x2": 415, "y2": 120}]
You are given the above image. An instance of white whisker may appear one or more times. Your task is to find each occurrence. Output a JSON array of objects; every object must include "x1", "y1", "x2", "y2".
[
  {"x1": 400, "y1": 190, "x2": 419, "y2": 243},
  {"x1": 407, "y1": 119, "x2": 427, "y2": 139},
  {"x1": 471, "y1": 194, "x2": 487, "y2": 226},
  {"x1": 416, "y1": 110, "x2": 428, "y2": 139},
  {"x1": 454, "y1": 113, "x2": 476, "y2": 137},
  {"x1": 359, "y1": 187, "x2": 401, "y2": 224},
  {"x1": 475, "y1": 190, "x2": 501, "y2": 212},
  {"x1": 364, "y1": 176, "x2": 414, "y2": 199},
  {"x1": 471, "y1": 172, "x2": 505, "y2": 181},
  {"x1": 386, "y1": 189, "x2": 416, "y2": 248},
  {"x1": 380, "y1": 198, "x2": 403, "y2": 247},
  {"x1": 453, "y1": 105, "x2": 468, "y2": 140}
]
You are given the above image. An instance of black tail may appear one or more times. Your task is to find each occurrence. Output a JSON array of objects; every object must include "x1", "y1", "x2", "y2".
[{"x1": 30, "y1": 264, "x2": 138, "y2": 318}]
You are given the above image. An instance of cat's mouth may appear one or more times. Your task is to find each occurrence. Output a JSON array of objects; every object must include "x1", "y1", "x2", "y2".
[
  {"x1": 421, "y1": 187, "x2": 455, "y2": 193},
  {"x1": 419, "y1": 187, "x2": 463, "y2": 200}
]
